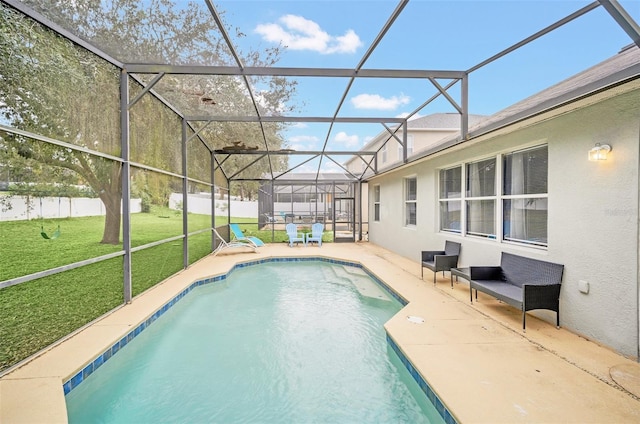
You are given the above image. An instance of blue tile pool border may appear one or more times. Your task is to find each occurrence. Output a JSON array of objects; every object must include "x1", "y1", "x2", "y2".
[
  {"x1": 62, "y1": 257, "x2": 453, "y2": 423},
  {"x1": 387, "y1": 334, "x2": 458, "y2": 424}
]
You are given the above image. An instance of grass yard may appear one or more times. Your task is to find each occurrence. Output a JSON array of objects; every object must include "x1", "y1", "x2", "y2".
[
  {"x1": 0, "y1": 208, "x2": 301, "y2": 372},
  {"x1": 0, "y1": 209, "x2": 265, "y2": 281},
  {"x1": 0, "y1": 208, "x2": 333, "y2": 371}
]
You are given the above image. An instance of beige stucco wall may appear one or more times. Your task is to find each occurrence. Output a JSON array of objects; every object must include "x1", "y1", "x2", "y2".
[
  {"x1": 367, "y1": 86, "x2": 640, "y2": 358},
  {"x1": 345, "y1": 129, "x2": 458, "y2": 175}
]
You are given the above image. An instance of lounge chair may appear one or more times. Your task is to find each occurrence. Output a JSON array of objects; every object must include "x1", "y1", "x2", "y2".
[
  {"x1": 286, "y1": 223, "x2": 306, "y2": 247},
  {"x1": 421, "y1": 240, "x2": 461, "y2": 285},
  {"x1": 212, "y1": 228, "x2": 257, "y2": 256},
  {"x1": 306, "y1": 222, "x2": 324, "y2": 246},
  {"x1": 229, "y1": 223, "x2": 265, "y2": 247}
]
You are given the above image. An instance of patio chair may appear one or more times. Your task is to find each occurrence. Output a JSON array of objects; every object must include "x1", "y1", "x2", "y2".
[
  {"x1": 306, "y1": 222, "x2": 324, "y2": 247},
  {"x1": 421, "y1": 240, "x2": 461, "y2": 285},
  {"x1": 212, "y1": 228, "x2": 257, "y2": 256},
  {"x1": 229, "y1": 223, "x2": 265, "y2": 247},
  {"x1": 286, "y1": 223, "x2": 306, "y2": 247}
]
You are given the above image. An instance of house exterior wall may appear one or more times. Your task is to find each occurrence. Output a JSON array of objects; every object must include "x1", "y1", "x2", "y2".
[
  {"x1": 345, "y1": 129, "x2": 458, "y2": 175},
  {"x1": 367, "y1": 87, "x2": 640, "y2": 358},
  {"x1": 347, "y1": 128, "x2": 462, "y2": 230}
]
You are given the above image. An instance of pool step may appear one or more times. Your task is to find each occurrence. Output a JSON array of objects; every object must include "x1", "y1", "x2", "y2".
[
  {"x1": 322, "y1": 265, "x2": 352, "y2": 286},
  {"x1": 349, "y1": 275, "x2": 392, "y2": 302},
  {"x1": 341, "y1": 265, "x2": 368, "y2": 277},
  {"x1": 326, "y1": 265, "x2": 392, "y2": 302}
]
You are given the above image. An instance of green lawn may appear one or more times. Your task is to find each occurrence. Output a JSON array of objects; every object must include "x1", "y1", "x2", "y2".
[
  {"x1": 0, "y1": 209, "x2": 333, "y2": 371},
  {"x1": 0, "y1": 209, "x2": 292, "y2": 372},
  {"x1": 0, "y1": 211, "x2": 274, "y2": 281}
]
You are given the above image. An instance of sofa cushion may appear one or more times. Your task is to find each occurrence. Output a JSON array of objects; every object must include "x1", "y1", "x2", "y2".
[{"x1": 471, "y1": 280, "x2": 523, "y2": 308}]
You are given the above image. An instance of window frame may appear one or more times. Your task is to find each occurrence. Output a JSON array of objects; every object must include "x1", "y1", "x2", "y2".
[
  {"x1": 438, "y1": 165, "x2": 462, "y2": 234},
  {"x1": 501, "y1": 145, "x2": 549, "y2": 247},
  {"x1": 373, "y1": 184, "x2": 381, "y2": 222},
  {"x1": 437, "y1": 144, "x2": 548, "y2": 248},
  {"x1": 404, "y1": 176, "x2": 417, "y2": 227},
  {"x1": 397, "y1": 134, "x2": 414, "y2": 159},
  {"x1": 465, "y1": 157, "x2": 497, "y2": 239},
  {"x1": 407, "y1": 134, "x2": 414, "y2": 156}
]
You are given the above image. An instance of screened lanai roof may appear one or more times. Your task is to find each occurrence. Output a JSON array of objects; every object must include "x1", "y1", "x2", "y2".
[{"x1": 8, "y1": 0, "x2": 640, "y2": 183}]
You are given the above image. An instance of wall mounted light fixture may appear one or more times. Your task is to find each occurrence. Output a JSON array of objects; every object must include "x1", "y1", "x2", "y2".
[{"x1": 588, "y1": 143, "x2": 611, "y2": 161}]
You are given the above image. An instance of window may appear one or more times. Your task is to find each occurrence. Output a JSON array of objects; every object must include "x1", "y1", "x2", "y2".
[
  {"x1": 381, "y1": 144, "x2": 387, "y2": 163},
  {"x1": 404, "y1": 177, "x2": 417, "y2": 226},
  {"x1": 373, "y1": 185, "x2": 381, "y2": 221},
  {"x1": 437, "y1": 144, "x2": 548, "y2": 247},
  {"x1": 503, "y1": 145, "x2": 548, "y2": 246},
  {"x1": 466, "y1": 158, "x2": 496, "y2": 238},
  {"x1": 397, "y1": 135, "x2": 414, "y2": 160},
  {"x1": 439, "y1": 166, "x2": 461, "y2": 232}
]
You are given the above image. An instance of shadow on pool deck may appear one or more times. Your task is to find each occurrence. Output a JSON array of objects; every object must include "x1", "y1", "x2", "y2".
[{"x1": 1, "y1": 242, "x2": 639, "y2": 423}]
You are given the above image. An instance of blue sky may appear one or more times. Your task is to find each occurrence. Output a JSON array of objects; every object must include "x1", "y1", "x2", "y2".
[{"x1": 215, "y1": 0, "x2": 639, "y2": 171}]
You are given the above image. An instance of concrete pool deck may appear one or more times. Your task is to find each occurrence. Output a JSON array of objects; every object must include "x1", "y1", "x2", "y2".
[{"x1": 1, "y1": 242, "x2": 639, "y2": 423}]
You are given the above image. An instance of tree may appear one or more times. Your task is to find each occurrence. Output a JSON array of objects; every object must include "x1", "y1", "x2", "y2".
[{"x1": 0, "y1": 1, "x2": 297, "y2": 244}]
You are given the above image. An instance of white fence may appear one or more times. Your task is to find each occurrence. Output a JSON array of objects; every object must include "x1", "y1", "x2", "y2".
[
  {"x1": 0, "y1": 195, "x2": 142, "y2": 221},
  {"x1": 166, "y1": 193, "x2": 328, "y2": 219},
  {"x1": 1, "y1": 193, "x2": 327, "y2": 222},
  {"x1": 168, "y1": 192, "x2": 258, "y2": 218}
]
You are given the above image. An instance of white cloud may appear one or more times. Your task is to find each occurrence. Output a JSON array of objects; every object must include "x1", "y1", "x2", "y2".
[
  {"x1": 288, "y1": 135, "x2": 319, "y2": 151},
  {"x1": 255, "y1": 15, "x2": 362, "y2": 54},
  {"x1": 333, "y1": 131, "x2": 360, "y2": 147},
  {"x1": 396, "y1": 112, "x2": 423, "y2": 120},
  {"x1": 350, "y1": 93, "x2": 411, "y2": 111},
  {"x1": 289, "y1": 135, "x2": 318, "y2": 143}
]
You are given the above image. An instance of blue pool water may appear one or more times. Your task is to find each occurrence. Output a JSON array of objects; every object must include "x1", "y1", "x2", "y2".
[{"x1": 66, "y1": 261, "x2": 445, "y2": 423}]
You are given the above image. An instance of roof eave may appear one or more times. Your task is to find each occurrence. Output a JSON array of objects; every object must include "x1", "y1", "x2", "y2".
[{"x1": 364, "y1": 72, "x2": 640, "y2": 182}]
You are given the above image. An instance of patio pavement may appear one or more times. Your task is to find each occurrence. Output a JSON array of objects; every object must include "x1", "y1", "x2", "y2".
[{"x1": 1, "y1": 241, "x2": 639, "y2": 423}]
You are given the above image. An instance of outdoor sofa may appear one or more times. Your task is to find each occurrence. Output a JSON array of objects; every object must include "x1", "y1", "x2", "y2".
[{"x1": 468, "y1": 252, "x2": 564, "y2": 330}]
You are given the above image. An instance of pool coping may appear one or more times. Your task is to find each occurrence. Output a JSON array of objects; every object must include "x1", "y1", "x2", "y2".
[{"x1": 2, "y1": 243, "x2": 640, "y2": 423}]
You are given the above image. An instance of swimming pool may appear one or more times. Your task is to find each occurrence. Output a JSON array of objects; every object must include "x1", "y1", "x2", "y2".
[{"x1": 65, "y1": 259, "x2": 447, "y2": 423}]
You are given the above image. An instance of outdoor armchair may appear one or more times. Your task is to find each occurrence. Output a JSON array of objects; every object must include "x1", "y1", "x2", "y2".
[
  {"x1": 286, "y1": 223, "x2": 306, "y2": 247},
  {"x1": 421, "y1": 240, "x2": 461, "y2": 285},
  {"x1": 306, "y1": 223, "x2": 324, "y2": 246}
]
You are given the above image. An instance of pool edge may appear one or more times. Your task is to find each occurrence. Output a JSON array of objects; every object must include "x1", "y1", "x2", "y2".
[{"x1": 61, "y1": 256, "x2": 456, "y2": 423}]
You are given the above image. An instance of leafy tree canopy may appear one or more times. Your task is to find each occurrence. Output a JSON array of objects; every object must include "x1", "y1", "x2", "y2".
[{"x1": 1, "y1": 1, "x2": 298, "y2": 243}]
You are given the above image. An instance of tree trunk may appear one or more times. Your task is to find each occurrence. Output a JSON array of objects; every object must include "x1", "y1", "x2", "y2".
[{"x1": 100, "y1": 191, "x2": 122, "y2": 244}]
